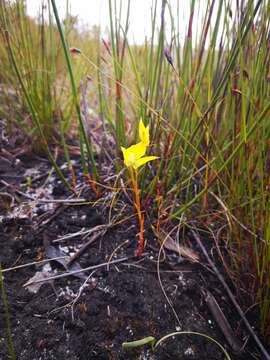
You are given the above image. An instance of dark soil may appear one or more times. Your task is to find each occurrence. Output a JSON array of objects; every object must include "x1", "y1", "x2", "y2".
[{"x1": 0, "y1": 139, "x2": 268, "y2": 359}]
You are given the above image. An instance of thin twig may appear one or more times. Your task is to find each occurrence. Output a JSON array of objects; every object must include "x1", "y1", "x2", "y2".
[
  {"x1": 2, "y1": 256, "x2": 68, "y2": 273},
  {"x1": 52, "y1": 224, "x2": 109, "y2": 243},
  {"x1": 157, "y1": 223, "x2": 183, "y2": 327},
  {"x1": 71, "y1": 270, "x2": 97, "y2": 321},
  {"x1": 23, "y1": 255, "x2": 142, "y2": 287},
  {"x1": 0, "y1": 179, "x2": 86, "y2": 204},
  {"x1": 106, "y1": 239, "x2": 129, "y2": 271}
]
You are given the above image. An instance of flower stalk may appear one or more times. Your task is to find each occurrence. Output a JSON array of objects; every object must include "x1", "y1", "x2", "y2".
[{"x1": 129, "y1": 167, "x2": 144, "y2": 256}]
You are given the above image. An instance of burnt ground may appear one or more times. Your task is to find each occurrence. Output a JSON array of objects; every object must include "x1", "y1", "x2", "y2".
[{"x1": 0, "y1": 137, "x2": 269, "y2": 359}]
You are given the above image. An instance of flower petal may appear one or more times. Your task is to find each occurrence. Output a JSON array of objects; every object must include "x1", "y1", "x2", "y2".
[
  {"x1": 127, "y1": 142, "x2": 146, "y2": 160},
  {"x1": 139, "y1": 118, "x2": 150, "y2": 146},
  {"x1": 121, "y1": 146, "x2": 129, "y2": 167},
  {"x1": 133, "y1": 156, "x2": 159, "y2": 169}
]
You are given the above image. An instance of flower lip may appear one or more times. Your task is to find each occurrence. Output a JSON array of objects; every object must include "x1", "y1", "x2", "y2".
[
  {"x1": 121, "y1": 142, "x2": 158, "y2": 170},
  {"x1": 121, "y1": 142, "x2": 146, "y2": 168}
]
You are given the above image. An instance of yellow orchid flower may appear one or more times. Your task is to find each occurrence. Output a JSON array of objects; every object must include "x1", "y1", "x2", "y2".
[
  {"x1": 121, "y1": 118, "x2": 158, "y2": 257},
  {"x1": 121, "y1": 142, "x2": 158, "y2": 170},
  {"x1": 139, "y1": 118, "x2": 150, "y2": 146}
]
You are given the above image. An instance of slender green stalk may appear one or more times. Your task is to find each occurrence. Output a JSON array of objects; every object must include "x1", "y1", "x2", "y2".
[{"x1": 50, "y1": 0, "x2": 98, "y2": 181}]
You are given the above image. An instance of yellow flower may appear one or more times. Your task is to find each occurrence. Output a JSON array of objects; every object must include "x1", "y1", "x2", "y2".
[
  {"x1": 121, "y1": 118, "x2": 158, "y2": 170},
  {"x1": 121, "y1": 142, "x2": 158, "y2": 170},
  {"x1": 139, "y1": 118, "x2": 150, "y2": 146}
]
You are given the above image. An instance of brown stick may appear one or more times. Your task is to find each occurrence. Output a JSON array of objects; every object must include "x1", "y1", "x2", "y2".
[
  {"x1": 204, "y1": 290, "x2": 243, "y2": 353},
  {"x1": 66, "y1": 228, "x2": 107, "y2": 267}
]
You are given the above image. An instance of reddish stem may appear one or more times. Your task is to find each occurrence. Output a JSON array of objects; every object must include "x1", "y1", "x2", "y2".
[
  {"x1": 130, "y1": 168, "x2": 144, "y2": 256},
  {"x1": 138, "y1": 214, "x2": 144, "y2": 257}
]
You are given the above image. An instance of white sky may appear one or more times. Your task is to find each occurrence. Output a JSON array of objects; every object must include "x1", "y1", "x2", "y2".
[{"x1": 26, "y1": 0, "x2": 213, "y2": 45}]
